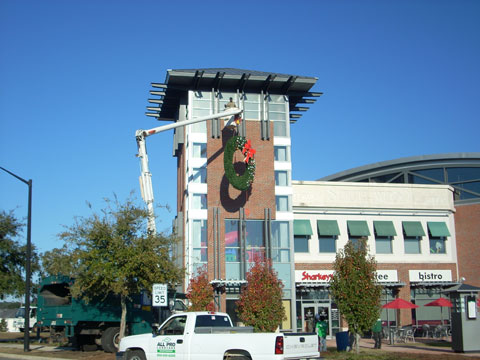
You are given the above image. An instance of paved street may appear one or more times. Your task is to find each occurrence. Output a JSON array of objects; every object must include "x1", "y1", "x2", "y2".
[{"x1": 1, "y1": 336, "x2": 480, "y2": 359}]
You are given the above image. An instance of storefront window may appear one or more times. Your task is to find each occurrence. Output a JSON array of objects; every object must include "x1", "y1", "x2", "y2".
[
  {"x1": 294, "y1": 235, "x2": 309, "y2": 252},
  {"x1": 380, "y1": 288, "x2": 399, "y2": 327},
  {"x1": 246, "y1": 221, "x2": 265, "y2": 264},
  {"x1": 268, "y1": 94, "x2": 288, "y2": 137},
  {"x1": 225, "y1": 220, "x2": 291, "y2": 287},
  {"x1": 192, "y1": 143, "x2": 207, "y2": 158},
  {"x1": 295, "y1": 289, "x2": 339, "y2": 335},
  {"x1": 429, "y1": 237, "x2": 446, "y2": 254},
  {"x1": 274, "y1": 145, "x2": 289, "y2": 162},
  {"x1": 271, "y1": 221, "x2": 291, "y2": 290},
  {"x1": 191, "y1": 194, "x2": 207, "y2": 209},
  {"x1": 225, "y1": 219, "x2": 240, "y2": 280},
  {"x1": 243, "y1": 93, "x2": 260, "y2": 120},
  {"x1": 192, "y1": 220, "x2": 207, "y2": 273},
  {"x1": 275, "y1": 170, "x2": 290, "y2": 186},
  {"x1": 191, "y1": 167, "x2": 206, "y2": 183},
  {"x1": 192, "y1": 91, "x2": 211, "y2": 132},
  {"x1": 411, "y1": 287, "x2": 447, "y2": 327},
  {"x1": 319, "y1": 236, "x2": 336, "y2": 253},
  {"x1": 375, "y1": 236, "x2": 393, "y2": 254},
  {"x1": 276, "y1": 195, "x2": 290, "y2": 212},
  {"x1": 404, "y1": 237, "x2": 421, "y2": 254}
]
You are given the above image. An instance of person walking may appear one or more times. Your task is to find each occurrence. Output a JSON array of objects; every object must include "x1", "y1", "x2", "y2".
[
  {"x1": 315, "y1": 314, "x2": 328, "y2": 352},
  {"x1": 372, "y1": 318, "x2": 382, "y2": 349}
]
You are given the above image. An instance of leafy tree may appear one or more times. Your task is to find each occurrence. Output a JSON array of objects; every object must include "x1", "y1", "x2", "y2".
[
  {"x1": 236, "y1": 257, "x2": 285, "y2": 332},
  {"x1": 58, "y1": 195, "x2": 184, "y2": 340},
  {"x1": 185, "y1": 265, "x2": 215, "y2": 311},
  {"x1": 0, "y1": 210, "x2": 40, "y2": 299},
  {"x1": 40, "y1": 245, "x2": 80, "y2": 278},
  {"x1": 329, "y1": 238, "x2": 382, "y2": 354}
]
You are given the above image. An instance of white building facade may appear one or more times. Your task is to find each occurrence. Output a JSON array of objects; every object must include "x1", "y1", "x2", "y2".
[{"x1": 293, "y1": 181, "x2": 457, "y2": 335}]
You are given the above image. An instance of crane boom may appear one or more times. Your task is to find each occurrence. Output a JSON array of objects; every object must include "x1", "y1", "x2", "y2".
[{"x1": 136, "y1": 107, "x2": 242, "y2": 233}]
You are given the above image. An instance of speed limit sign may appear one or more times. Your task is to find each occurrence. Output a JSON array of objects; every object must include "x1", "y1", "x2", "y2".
[{"x1": 152, "y1": 283, "x2": 168, "y2": 307}]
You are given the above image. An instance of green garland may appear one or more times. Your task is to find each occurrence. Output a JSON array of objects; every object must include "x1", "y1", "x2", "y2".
[{"x1": 224, "y1": 136, "x2": 256, "y2": 191}]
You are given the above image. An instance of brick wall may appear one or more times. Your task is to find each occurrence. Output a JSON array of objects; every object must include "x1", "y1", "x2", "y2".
[
  {"x1": 454, "y1": 203, "x2": 480, "y2": 287},
  {"x1": 206, "y1": 121, "x2": 276, "y2": 281}
]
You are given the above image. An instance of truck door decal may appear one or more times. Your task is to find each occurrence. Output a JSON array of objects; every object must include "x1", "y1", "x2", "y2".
[{"x1": 157, "y1": 337, "x2": 176, "y2": 357}]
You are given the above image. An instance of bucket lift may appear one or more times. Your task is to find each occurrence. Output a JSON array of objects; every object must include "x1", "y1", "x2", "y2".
[{"x1": 136, "y1": 107, "x2": 242, "y2": 233}]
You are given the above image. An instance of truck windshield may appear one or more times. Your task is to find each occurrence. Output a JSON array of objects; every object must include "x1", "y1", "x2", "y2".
[
  {"x1": 195, "y1": 315, "x2": 232, "y2": 328},
  {"x1": 15, "y1": 308, "x2": 25, "y2": 318}
]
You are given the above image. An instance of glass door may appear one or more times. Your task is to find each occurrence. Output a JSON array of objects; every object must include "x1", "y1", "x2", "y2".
[{"x1": 301, "y1": 304, "x2": 332, "y2": 337}]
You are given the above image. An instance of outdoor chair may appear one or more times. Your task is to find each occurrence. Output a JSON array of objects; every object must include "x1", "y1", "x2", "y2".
[
  {"x1": 382, "y1": 327, "x2": 390, "y2": 341},
  {"x1": 396, "y1": 326, "x2": 413, "y2": 343},
  {"x1": 421, "y1": 324, "x2": 431, "y2": 337},
  {"x1": 433, "y1": 325, "x2": 448, "y2": 339},
  {"x1": 404, "y1": 327, "x2": 416, "y2": 342}
]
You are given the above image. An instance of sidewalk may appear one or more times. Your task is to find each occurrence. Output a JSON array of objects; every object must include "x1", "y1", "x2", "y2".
[
  {"x1": 0, "y1": 343, "x2": 112, "y2": 360},
  {"x1": 326, "y1": 336, "x2": 480, "y2": 358},
  {"x1": 0, "y1": 343, "x2": 73, "y2": 360}
]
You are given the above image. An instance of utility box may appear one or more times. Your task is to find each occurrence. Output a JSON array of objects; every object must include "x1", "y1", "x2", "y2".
[{"x1": 444, "y1": 283, "x2": 480, "y2": 353}]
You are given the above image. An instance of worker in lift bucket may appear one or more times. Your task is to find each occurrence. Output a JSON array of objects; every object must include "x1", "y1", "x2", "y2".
[{"x1": 225, "y1": 97, "x2": 236, "y2": 108}]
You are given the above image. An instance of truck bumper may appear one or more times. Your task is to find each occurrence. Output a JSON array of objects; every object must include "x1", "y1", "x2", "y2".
[{"x1": 115, "y1": 351, "x2": 126, "y2": 360}]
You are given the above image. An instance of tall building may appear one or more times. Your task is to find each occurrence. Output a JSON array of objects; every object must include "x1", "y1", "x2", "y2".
[
  {"x1": 147, "y1": 68, "x2": 320, "y2": 329},
  {"x1": 146, "y1": 68, "x2": 478, "y2": 334}
]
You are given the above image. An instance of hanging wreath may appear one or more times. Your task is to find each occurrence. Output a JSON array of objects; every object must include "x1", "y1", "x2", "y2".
[{"x1": 224, "y1": 136, "x2": 256, "y2": 191}]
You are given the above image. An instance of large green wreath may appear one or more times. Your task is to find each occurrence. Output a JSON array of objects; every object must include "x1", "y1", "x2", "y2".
[{"x1": 224, "y1": 136, "x2": 256, "y2": 191}]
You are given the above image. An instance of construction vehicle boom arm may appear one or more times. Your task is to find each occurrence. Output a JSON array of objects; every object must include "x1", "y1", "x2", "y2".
[{"x1": 136, "y1": 107, "x2": 242, "y2": 232}]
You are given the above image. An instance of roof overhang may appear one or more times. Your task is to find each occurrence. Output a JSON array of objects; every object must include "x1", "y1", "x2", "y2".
[{"x1": 146, "y1": 68, "x2": 320, "y2": 121}]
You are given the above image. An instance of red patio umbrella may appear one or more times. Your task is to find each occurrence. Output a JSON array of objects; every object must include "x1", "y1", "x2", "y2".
[
  {"x1": 424, "y1": 297, "x2": 452, "y2": 308},
  {"x1": 383, "y1": 298, "x2": 419, "y2": 309},
  {"x1": 424, "y1": 297, "x2": 453, "y2": 326},
  {"x1": 382, "y1": 298, "x2": 418, "y2": 343}
]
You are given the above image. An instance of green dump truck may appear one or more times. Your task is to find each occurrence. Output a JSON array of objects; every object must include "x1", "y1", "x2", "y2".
[{"x1": 36, "y1": 275, "x2": 161, "y2": 352}]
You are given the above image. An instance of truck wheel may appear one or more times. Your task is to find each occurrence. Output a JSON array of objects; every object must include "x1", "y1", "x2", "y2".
[
  {"x1": 127, "y1": 349, "x2": 146, "y2": 360},
  {"x1": 101, "y1": 326, "x2": 120, "y2": 353}
]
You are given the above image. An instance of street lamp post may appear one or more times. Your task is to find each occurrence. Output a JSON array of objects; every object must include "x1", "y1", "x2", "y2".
[{"x1": 0, "y1": 166, "x2": 33, "y2": 352}]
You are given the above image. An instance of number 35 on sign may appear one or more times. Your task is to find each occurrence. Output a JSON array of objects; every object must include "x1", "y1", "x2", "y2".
[{"x1": 152, "y1": 283, "x2": 168, "y2": 307}]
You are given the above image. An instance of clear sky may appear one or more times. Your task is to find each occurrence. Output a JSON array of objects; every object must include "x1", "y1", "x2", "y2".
[{"x1": 1, "y1": 0, "x2": 479, "y2": 255}]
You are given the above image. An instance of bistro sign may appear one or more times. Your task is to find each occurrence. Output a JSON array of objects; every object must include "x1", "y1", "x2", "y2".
[
  {"x1": 409, "y1": 270, "x2": 452, "y2": 282},
  {"x1": 295, "y1": 270, "x2": 398, "y2": 283}
]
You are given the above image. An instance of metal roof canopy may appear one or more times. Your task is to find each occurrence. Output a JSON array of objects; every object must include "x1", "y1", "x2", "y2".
[
  {"x1": 295, "y1": 281, "x2": 405, "y2": 288},
  {"x1": 411, "y1": 281, "x2": 460, "y2": 288},
  {"x1": 319, "y1": 153, "x2": 480, "y2": 182},
  {"x1": 146, "y1": 68, "x2": 320, "y2": 121},
  {"x1": 443, "y1": 283, "x2": 480, "y2": 293}
]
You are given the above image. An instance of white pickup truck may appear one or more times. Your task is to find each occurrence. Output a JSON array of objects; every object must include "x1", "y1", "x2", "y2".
[{"x1": 116, "y1": 311, "x2": 320, "y2": 360}]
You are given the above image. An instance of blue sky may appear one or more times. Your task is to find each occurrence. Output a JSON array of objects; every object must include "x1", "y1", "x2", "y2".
[{"x1": 1, "y1": 0, "x2": 479, "y2": 255}]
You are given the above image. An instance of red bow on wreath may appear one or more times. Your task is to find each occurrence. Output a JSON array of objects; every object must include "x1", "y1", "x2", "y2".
[{"x1": 242, "y1": 139, "x2": 256, "y2": 163}]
